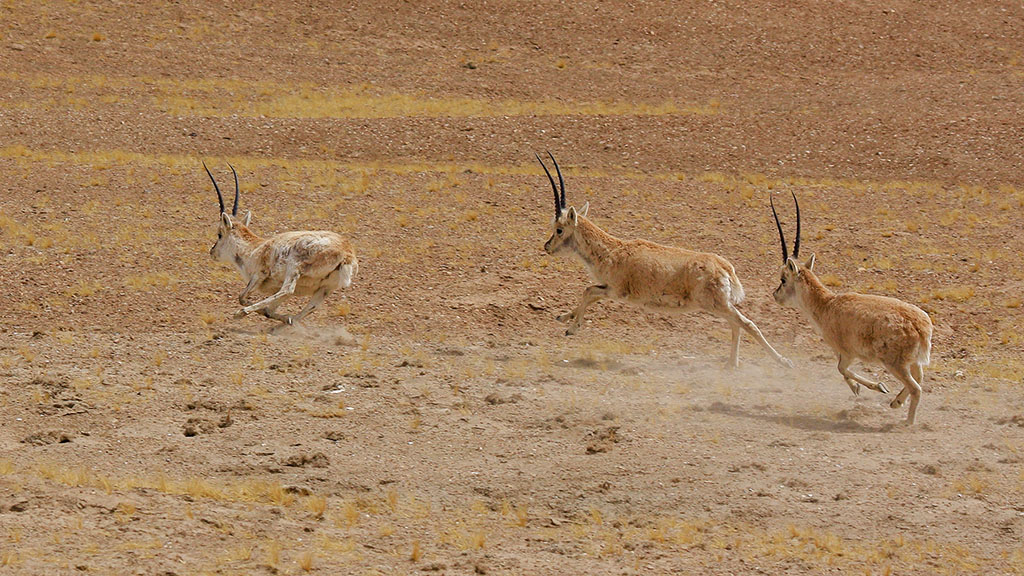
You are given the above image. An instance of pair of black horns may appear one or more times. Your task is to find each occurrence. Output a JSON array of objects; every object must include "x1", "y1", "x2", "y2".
[
  {"x1": 536, "y1": 151, "x2": 565, "y2": 219},
  {"x1": 204, "y1": 161, "x2": 239, "y2": 217},
  {"x1": 770, "y1": 192, "x2": 801, "y2": 263}
]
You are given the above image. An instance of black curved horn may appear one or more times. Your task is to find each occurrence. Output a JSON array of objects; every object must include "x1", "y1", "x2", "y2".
[
  {"x1": 770, "y1": 193, "x2": 789, "y2": 263},
  {"x1": 536, "y1": 153, "x2": 561, "y2": 219},
  {"x1": 791, "y1": 191, "x2": 801, "y2": 260},
  {"x1": 547, "y1": 151, "x2": 565, "y2": 209},
  {"x1": 204, "y1": 161, "x2": 225, "y2": 215},
  {"x1": 229, "y1": 163, "x2": 239, "y2": 216}
]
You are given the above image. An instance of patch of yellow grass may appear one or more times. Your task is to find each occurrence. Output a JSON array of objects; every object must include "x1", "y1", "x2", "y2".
[
  {"x1": 175, "y1": 83, "x2": 720, "y2": 119},
  {"x1": 925, "y1": 286, "x2": 976, "y2": 303},
  {"x1": 125, "y1": 272, "x2": 178, "y2": 291},
  {"x1": 308, "y1": 401, "x2": 349, "y2": 418},
  {"x1": 0, "y1": 145, "x2": 1019, "y2": 210},
  {"x1": 739, "y1": 524, "x2": 982, "y2": 573},
  {"x1": 819, "y1": 273, "x2": 843, "y2": 287},
  {"x1": 950, "y1": 473, "x2": 989, "y2": 496},
  {"x1": 978, "y1": 358, "x2": 1024, "y2": 382},
  {"x1": 25, "y1": 461, "x2": 312, "y2": 507}
]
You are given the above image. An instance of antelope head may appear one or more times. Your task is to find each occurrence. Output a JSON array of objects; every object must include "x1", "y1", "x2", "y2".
[
  {"x1": 771, "y1": 192, "x2": 816, "y2": 309},
  {"x1": 537, "y1": 152, "x2": 587, "y2": 255},
  {"x1": 205, "y1": 162, "x2": 252, "y2": 265}
]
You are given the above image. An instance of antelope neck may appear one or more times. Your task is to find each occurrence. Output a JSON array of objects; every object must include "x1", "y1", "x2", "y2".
[
  {"x1": 571, "y1": 216, "x2": 619, "y2": 271},
  {"x1": 797, "y1": 268, "x2": 835, "y2": 319},
  {"x1": 230, "y1": 227, "x2": 264, "y2": 274}
]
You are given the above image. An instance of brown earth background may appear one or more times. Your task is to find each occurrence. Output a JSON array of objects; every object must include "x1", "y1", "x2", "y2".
[{"x1": 1, "y1": 1, "x2": 1023, "y2": 574}]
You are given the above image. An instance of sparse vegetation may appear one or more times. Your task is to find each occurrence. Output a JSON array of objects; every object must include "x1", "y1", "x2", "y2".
[{"x1": 1, "y1": 6, "x2": 1020, "y2": 574}]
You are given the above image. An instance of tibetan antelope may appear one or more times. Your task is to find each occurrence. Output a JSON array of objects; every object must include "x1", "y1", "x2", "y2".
[
  {"x1": 205, "y1": 162, "x2": 358, "y2": 326},
  {"x1": 537, "y1": 152, "x2": 792, "y2": 369},
  {"x1": 770, "y1": 192, "x2": 932, "y2": 424}
]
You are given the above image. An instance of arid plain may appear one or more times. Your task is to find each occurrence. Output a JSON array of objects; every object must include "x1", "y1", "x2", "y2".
[{"x1": 1, "y1": 2, "x2": 1023, "y2": 574}]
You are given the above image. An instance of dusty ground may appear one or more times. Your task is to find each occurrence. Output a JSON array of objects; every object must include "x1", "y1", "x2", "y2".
[{"x1": 1, "y1": 1, "x2": 1023, "y2": 574}]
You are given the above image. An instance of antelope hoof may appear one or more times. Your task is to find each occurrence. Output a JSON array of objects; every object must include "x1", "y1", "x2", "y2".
[
  {"x1": 564, "y1": 324, "x2": 579, "y2": 336},
  {"x1": 877, "y1": 381, "x2": 890, "y2": 394},
  {"x1": 890, "y1": 397, "x2": 904, "y2": 409},
  {"x1": 777, "y1": 356, "x2": 794, "y2": 369},
  {"x1": 233, "y1": 308, "x2": 249, "y2": 319},
  {"x1": 556, "y1": 312, "x2": 573, "y2": 323}
]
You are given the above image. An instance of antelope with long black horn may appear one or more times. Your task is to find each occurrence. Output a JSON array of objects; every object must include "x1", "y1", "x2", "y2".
[
  {"x1": 770, "y1": 192, "x2": 933, "y2": 424},
  {"x1": 205, "y1": 162, "x2": 358, "y2": 326},
  {"x1": 537, "y1": 152, "x2": 792, "y2": 369}
]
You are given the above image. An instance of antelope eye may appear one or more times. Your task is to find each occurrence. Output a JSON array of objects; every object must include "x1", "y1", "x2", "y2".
[
  {"x1": 780, "y1": 276, "x2": 786, "y2": 284},
  {"x1": 556, "y1": 228, "x2": 563, "y2": 235}
]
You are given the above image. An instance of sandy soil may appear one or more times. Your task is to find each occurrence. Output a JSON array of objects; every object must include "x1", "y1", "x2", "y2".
[{"x1": 1, "y1": 1, "x2": 1023, "y2": 574}]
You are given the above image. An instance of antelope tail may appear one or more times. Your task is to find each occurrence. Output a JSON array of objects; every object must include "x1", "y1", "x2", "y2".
[{"x1": 727, "y1": 267, "x2": 745, "y2": 305}]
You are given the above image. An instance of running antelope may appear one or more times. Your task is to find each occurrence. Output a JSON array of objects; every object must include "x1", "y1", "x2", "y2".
[
  {"x1": 205, "y1": 163, "x2": 358, "y2": 326},
  {"x1": 770, "y1": 193, "x2": 932, "y2": 424},
  {"x1": 537, "y1": 152, "x2": 792, "y2": 369}
]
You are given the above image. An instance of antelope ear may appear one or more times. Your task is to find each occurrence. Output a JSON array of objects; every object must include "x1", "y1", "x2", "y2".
[
  {"x1": 804, "y1": 253, "x2": 816, "y2": 271},
  {"x1": 579, "y1": 201, "x2": 589, "y2": 217},
  {"x1": 243, "y1": 210, "x2": 252, "y2": 227},
  {"x1": 567, "y1": 206, "x2": 578, "y2": 225},
  {"x1": 221, "y1": 213, "x2": 233, "y2": 229},
  {"x1": 786, "y1": 258, "x2": 800, "y2": 274}
]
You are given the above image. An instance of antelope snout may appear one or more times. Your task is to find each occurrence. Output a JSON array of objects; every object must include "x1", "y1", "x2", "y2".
[{"x1": 772, "y1": 286, "x2": 787, "y2": 306}]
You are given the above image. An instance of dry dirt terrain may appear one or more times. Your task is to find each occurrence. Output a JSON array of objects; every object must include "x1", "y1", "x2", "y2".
[{"x1": 2, "y1": 1, "x2": 1023, "y2": 574}]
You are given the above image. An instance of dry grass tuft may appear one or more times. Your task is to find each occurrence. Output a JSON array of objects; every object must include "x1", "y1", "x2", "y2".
[
  {"x1": 263, "y1": 540, "x2": 281, "y2": 570},
  {"x1": 1, "y1": 550, "x2": 19, "y2": 567},
  {"x1": 296, "y1": 550, "x2": 314, "y2": 572},
  {"x1": 304, "y1": 495, "x2": 328, "y2": 519},
  {"x1": 410, "y1": 540, "x2": 422, "y2": 562}
]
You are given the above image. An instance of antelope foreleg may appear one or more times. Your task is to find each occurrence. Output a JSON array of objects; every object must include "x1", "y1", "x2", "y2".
[
  {"x1": 560, "y1": 284, "x2": 608, "y2": 335},
  {"x1": 238, "y1": 275, "x2": 262, "y2": 306}
]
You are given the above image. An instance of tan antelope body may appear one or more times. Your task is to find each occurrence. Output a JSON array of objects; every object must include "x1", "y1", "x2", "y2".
[
  {"x1": 771, "y1": 193, "x2": 932, "y2": 424},
  {"x1": 205, "y1": 163, "x2": 358, "y2": 326},
  {"x1": 537, "y1": 153, "x2": 792, "y2": 369}
]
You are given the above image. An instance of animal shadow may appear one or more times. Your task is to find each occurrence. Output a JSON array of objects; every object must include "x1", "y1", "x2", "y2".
[{"x1": 707, "y1": 401, "x2": 892, "y2": 433}]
